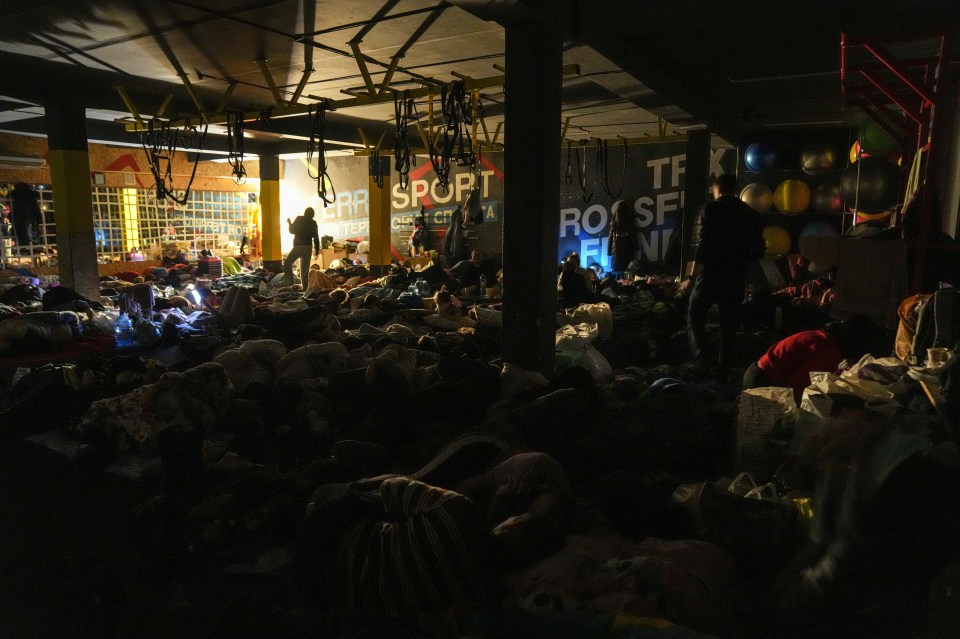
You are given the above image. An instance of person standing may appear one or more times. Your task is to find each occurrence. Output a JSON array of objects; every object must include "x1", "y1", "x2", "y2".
[
  {"x1": 607, "y1": 200, "x2": 639, "y2": 277},
  {"x1": 9, "y1": 182, "x2": 43, "y2": 250},
  {"x1": 284, "y1": 207, "x2": 320, "y2": 290},
  {"x1": 682, "y1": 174, "x2": 764, "y2": 381}
]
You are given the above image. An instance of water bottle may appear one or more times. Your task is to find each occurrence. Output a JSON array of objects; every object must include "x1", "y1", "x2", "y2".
[
  {"x1": 478, "y1": 274, "x2": 487, "y2": 299},
  {"x1": 114, "y1": 312, "x2": 135, "y2": 348}
]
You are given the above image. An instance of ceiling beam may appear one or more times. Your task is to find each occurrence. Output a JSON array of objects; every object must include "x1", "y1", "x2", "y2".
[{"x1": 125, "y1": 65, "x2": 582, "y2": 132}]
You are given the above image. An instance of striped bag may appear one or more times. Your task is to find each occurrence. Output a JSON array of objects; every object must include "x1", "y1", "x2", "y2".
[{"x1": 339, "y1": 476, "x2": 492, "y2": 615}]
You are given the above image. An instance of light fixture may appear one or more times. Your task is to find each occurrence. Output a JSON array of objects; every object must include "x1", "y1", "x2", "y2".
[
  {"x1": 728, "y1": 71, "x2": 839, "y2": 84},
  {"x1": 764, "y1": 120, "x2": 845, "y2": 128},
  {"x1": 0, "y1": 155, "x2": 46, "y2": 168}
]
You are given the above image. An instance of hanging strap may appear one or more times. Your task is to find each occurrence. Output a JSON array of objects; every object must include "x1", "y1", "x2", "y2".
[
  {"x1": 600, "y1": 138, "x2": 628, "y2": 199},
  {"x1": 307, "y1": 102, "x2": 336, "y2": 205},
  {"x1": 575, "y1": 143, "x2": 593, "y2": 204}
]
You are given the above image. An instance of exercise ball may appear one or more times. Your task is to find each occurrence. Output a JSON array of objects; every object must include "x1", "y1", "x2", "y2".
[
  {"x1": 859, "y1": 119, "x2": 900, "y2": 156},
  {"x1": 840, "y1": 156, "x2": 899, "y2": 212},
  {"x1": 798, "y1": 221, "x2": 840, "y2": 271},
  {"x1": 740, "y1": 182, "x2": 774, "y2": 213},
  {"x1": 849, "y1": 140, "x2": 870, "y2": 164},
  {"x1": 763, "y1": 225, "x2": 792, "y2": 257},
  {"x1": 812, "y1": 182, "x2": 843, "y2": 213},
  {"x1": 854, "y1": 210, "x2": 892, "y2": 223},
  {"x1": 801, "y1": 143, "x2": 837, "y2": 172},
  {"x1": 773, "y1": 179, "x2": 811, "y2": 213},
  {"x1": 744, "y1": 143, "x2": 778, "y2": 171}
]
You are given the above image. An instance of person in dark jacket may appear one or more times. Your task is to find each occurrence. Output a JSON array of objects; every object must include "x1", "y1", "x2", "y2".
[
  {"x1": 441, "y1": 206, "x2": 465, "y2": 262},
  {"x1": 607, "y1": 200, "x2": 639, "y2": 276},
  {"x1": 558, "y1": 259, "x2": 599, "y2": 309},
  {"x1": 683, "y1": 174, "x2": 764, "y2": 381},
  {"x1": 450, "y1": 248, "x2": 497, "y2": 296},
  {"x1": 283, "y1": 207, "x2": 320, "y2": 290},
  {"x1": 9, "y1": 182, "x2": 43, "y2": 248}
]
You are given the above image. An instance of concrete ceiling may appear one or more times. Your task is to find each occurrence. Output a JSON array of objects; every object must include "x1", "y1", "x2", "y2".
[{"x1": 0, "y1": 0, "x2": 958, "y2": 160}]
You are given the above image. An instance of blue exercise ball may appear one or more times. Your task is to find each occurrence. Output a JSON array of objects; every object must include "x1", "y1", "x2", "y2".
[{"x1": 744, "y1": 143, "x2": 779, "y2": 172}]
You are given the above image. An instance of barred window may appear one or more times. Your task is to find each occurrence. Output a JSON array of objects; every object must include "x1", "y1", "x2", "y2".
[{"x1": 1, "y1": 184, "x2": 254, "y2": 269}]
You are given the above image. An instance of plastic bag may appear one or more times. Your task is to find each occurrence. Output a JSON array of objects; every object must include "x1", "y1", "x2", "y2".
[
  {"x1": 673, "y1": 475, "x2": 797, "y2": 576},
  {"x1": 568, "y1": 302, "x2": 613, "y2": 339},
  {"x1": 91, "y1": 310, "x2": 119, "y2": 334},
  {"x1": 582, "y1": 344, "x2": 612, "y2": 382},
  {"x1": 736, "y1": 387, "x2": 798, "y2": 475},
  {"x1": 555, "y1": 322, "x2": 599, "y2": 350}
]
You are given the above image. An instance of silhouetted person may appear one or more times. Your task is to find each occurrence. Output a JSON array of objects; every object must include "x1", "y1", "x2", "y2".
[
  {"x1": 683, "y1": 174, "x2": 764, "y2": 381},
  {"x1": 9, "y1": 182, "x2": 42, "y2": 248},
  {"x1": 284, "y1": 207, "x2": 320, "y2": 290}
]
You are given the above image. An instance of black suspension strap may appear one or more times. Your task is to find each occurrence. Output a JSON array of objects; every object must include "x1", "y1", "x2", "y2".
[
  {"x1": 393, "y1": 90, "x2": 418, "y2": 191},
  {"x1": 575, "y1": 142, "x2": 592, "y2": 203},
  {"x1": 371, "y1": 147, "x2": 385, "y2": 189},
  {"x1": 600, "y1": 138, "x2": 628, "y2": 199},
  {"x1": 307, "y1": 101, "x2": 336, "y2": 205},
  {"x1": 467, "y1": 92, "x2": 484, "y2": 170},
  {"x1": 594, "y1": 138, "x2": 605, "y2": 197},
  {"x1": 428, "y1": 85, "x2": 452, "y2": 192},
  {"x1": 475, "y1": 146, "x2": 484, "y2": 186},
  {"x1": 564, "y1": 140, "x2": 574, "y2": 186},
  {"x1": 446, "y1": 81, "x2": 475, "y2": 168},
  {"x1": 139, "y1": 119, "x2": 207, "y2": 206},
  {"x1": 226, "y1": 111, "x2": 247, "y2": 184}
]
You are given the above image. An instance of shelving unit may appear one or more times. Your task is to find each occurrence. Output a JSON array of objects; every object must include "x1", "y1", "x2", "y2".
[{"x1": 736, "y1": 130, "x2": 854, "y2": 261}]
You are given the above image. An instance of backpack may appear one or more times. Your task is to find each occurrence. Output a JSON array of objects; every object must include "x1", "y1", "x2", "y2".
[{"x1": 911, "y1": 288, "x2": 960, "y2": 365}]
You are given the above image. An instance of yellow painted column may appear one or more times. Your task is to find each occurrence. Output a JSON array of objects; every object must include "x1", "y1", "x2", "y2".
[
  {"x1": 259, "y1": 154, "x2": 282, "y2": 271},
  {"x1": 45, "y1": 102, "x2": 100, "y2": 300},
  {"x1": 367, "y1": 154, "x2": 392, "y2": 275}
]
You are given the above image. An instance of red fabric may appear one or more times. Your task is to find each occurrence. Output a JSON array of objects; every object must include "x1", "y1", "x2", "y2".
[{"x1": 757, "y1": 329, "x2": 842, "y2": 401}]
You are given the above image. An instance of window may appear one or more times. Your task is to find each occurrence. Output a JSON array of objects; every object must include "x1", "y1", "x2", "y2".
[{"x1": 0, "y1": 184, "x2": 254, "y2": 269}]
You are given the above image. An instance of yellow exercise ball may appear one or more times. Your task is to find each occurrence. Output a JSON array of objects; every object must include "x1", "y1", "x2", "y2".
[
  {"x1": 854, "y1": 210, "x2": 892, "y2": 223},
  {"x1": 763, "y1": 225, "x2": 792, "y2": 257},
  {"x1": 773, "y1": 179, "x2": 811, "y2": 214},
  {"x1": 740, "y1": 182, "x2": 774, "y2": 213},
  {"x1": 850, "y1": 140, "x2": 868, "y2": 164}
]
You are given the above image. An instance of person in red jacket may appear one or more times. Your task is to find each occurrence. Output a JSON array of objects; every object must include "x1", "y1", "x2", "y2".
[{"x1": 742, "y1": 314, "x2": 879, "y2": 401}]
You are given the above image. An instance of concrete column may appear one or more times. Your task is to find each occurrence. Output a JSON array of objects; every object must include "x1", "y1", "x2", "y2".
[
  {"x1": 367, "y1": 154, "x2": 392, "y2": 276},
  {"x1": 680, "y1": 129, "x2": 711, "y2": 274},
  {"x1": 44, "y1": 101, "x2": 99, "y2": 300},
  {"x1": 936, "y1": 81, "x2": 960, "y2": 238},
  {"x1": 501, "y1": 17, "x2": 562, "y2": 376},
  {"x1": 259, "y1": 154, "x2": 282, "y2": 272}
]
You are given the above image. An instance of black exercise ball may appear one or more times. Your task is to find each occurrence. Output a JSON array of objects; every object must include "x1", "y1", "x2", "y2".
[{"x1": 840, "y1": 156, "x2": 899, "y2": 212}]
